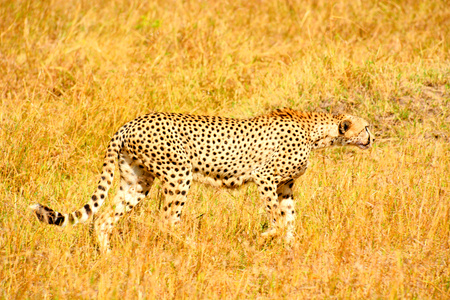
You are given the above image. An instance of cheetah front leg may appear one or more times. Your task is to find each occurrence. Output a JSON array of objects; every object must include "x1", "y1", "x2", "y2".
[
  {"x1": 277, "y1": 179, "x2": 296, "y2": 244},
  {"x1": 254, "y1": 176, "x2": 281, "y2": 239},
  {"x1": 160, "y1": 166, "x2": 193, "y2": 228}
]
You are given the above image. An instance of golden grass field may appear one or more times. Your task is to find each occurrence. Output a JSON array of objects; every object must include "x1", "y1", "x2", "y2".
[{"x1": 1, "y1": 0, "x2": 449, "y2": 298}]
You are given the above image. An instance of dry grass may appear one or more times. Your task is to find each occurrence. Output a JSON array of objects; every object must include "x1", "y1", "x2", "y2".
[{"x1": 1, "y1": 0, "x2": 449, "y2": 298}]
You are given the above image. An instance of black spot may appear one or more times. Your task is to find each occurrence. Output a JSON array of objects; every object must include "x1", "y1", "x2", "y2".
[
  {"x1": 54, "y1": 214, "x2": 65, "y2": 226},
  {"x1": 84, "y1": 204, "x2": 92, "y2": 216}
]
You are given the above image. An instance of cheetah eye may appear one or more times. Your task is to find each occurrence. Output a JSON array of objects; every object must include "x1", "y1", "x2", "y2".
[{"x1": 339, "y1": 120, "x2": 352, "y2": 135}]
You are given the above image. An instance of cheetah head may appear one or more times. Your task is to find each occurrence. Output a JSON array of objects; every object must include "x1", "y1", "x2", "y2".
[{"x1": 336, "y1": 116, "x2": 374, "y2": 150}]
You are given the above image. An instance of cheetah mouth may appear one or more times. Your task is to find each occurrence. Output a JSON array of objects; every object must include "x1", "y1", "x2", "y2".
[
  {"x1": 357, "y1": 141, "x2": 371, "y2": 150},
  {"x1": 356, "y1": 128, "x2": 372, "y2": 150}
]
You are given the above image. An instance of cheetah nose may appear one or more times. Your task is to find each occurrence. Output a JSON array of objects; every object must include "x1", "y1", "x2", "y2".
[{"x1": 366, "y1": 127, "x2": 375, "y2": 143}]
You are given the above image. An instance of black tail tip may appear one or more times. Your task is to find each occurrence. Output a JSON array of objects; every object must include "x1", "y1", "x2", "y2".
[
  {"x1": 29, "y1": 203, "x2": 65, "y2": 225},
  {"x1": 30, "y1": 203, "x2": 46, "y2": 222}
]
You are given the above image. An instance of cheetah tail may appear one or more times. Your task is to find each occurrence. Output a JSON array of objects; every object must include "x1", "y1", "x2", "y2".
[{"x1": 30, "y1": 130, "x2": 124, "y2": 227}]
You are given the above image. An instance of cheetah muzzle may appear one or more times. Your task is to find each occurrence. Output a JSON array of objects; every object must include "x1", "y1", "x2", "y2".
[{"x1": 30, "y1": 108, "x2": 374, "y2": 253}]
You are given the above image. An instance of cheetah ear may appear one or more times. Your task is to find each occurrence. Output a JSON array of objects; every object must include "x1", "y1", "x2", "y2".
[{"x1": 338, "y1": 120, "x2": 352, "y2": 135}]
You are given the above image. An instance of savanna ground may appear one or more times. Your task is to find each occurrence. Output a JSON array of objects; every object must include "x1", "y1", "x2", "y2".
[{"x1": 1, "y1": 0, "x2": 449, "y2": 298}]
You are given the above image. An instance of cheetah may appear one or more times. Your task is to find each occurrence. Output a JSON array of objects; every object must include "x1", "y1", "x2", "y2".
[{"x1": 30, "y1": 108, "x2": 374, "y2": 253}]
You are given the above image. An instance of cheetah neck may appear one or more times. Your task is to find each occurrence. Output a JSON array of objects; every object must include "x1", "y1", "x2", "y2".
[
  {"x1": 264, "y1": 109, "x2": 347, "y2": 150},
  {"x1": 308, "y1": 115, "x2": 343, "y2": 150}
]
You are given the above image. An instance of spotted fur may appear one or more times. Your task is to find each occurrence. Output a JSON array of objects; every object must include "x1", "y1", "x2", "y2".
[{"x1": 30, "y1": 108, "x2": 374, "y2": 252}]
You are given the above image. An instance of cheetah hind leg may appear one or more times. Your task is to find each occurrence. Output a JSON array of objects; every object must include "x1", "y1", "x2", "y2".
[{"x1": 94, "y1": 153, "x2": 154, "y2": 253}]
